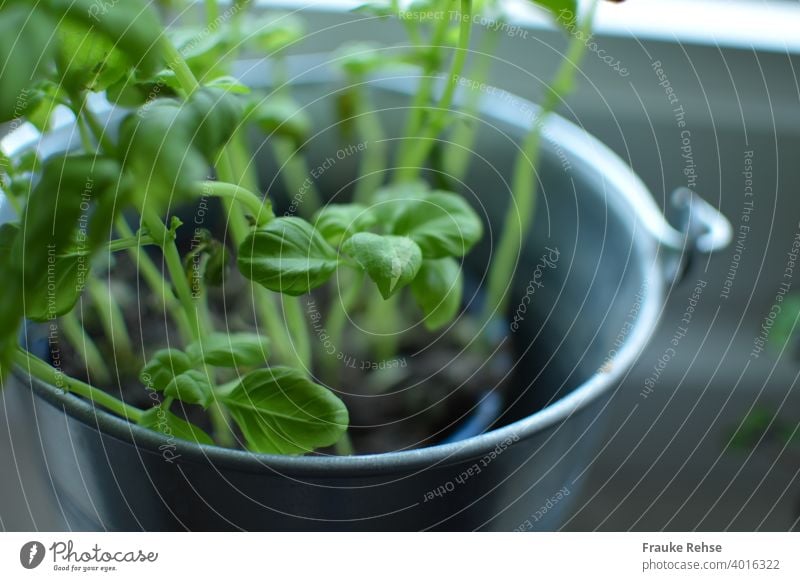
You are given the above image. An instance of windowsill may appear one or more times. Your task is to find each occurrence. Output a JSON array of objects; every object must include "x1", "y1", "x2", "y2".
[{"x1": 259, "y1": 0, "x2": 800, "y2": 54}]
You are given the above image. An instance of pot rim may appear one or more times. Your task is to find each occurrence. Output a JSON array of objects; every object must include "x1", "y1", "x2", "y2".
[{"x1": 5, "y1": 55, "x2": 670, "y2": 477}]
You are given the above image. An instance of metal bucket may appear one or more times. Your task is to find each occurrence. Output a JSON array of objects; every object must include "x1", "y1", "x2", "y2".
[{"x1": 1, "y1": 55, "x2": 731, "y2": 531}]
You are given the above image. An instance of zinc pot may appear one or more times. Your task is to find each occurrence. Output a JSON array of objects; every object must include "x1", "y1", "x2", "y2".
[{"x1": 1, "y1": 54, "x2": 731, "y2": 531}]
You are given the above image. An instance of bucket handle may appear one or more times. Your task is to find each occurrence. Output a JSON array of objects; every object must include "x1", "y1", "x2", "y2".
[{"x1": 661, "y1": 187, "x2": 732, "y2": 284}]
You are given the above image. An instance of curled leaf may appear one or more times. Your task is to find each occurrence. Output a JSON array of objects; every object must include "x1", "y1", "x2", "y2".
[
  {"x1": 238, "y1": 217, "x2": 339, "y2": 296},
  {"x1": 342, "y1": 232, "x2": 422, "y2": 299}
]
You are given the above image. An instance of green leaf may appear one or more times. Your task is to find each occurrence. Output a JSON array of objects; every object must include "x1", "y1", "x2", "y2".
[
  {"x1": 106, "y1": 72, "x2": 176, "y2": 108},
  {"x1": 342, "y1": 232, "x2": 422, "y2": 299},
  {"x1": 140, "y1": 349, "x2": 193, "y2": 391},
  {"x1": 411, "y1": 258, "x2": 463, "y2": 331},
  {"x1": 45, "y1": 0, "x2": 164, "y2": 76},
  {"x1": 0, "y1": 6, "x2": 56, "y2": 122},
  {"x1": 372, "y1": 180, "x2": 429, "y2": 224},
  {"x1": 352, "y1": 1, "x2": 396, "y2": 18},
  {"x1": 23, "y1": 255, "x2": 84, "y2": 322},
  {"x1": 188, "y1": 333, "x2": 270, "y2": 368},
  {"x1": 247, "y1": 96, "x2": 311, "y2": 148},
  {"x1": 164, "y1": 369, "x2": 213, "y2": 408},
  {"x1": 312, "y1": 204, "x2": 375, "y2": 246},
  {"x1": 138, "y1": 407, "x2": 214, "y2": 446},
  {"x1": 118, "y1": 99, "x2": 207, "y2": 205},
  {"x1": 25, "y1": 91, "x2": 60, "y2": 134},
  {"x1": 187, "y1": 87, "x2": 245, "y2": 160},
  {"x1": 167, "y1": 26, "x2": 228, "y2": 78},
  {"x1": 0, "y1": 225, "x2": 23, "y2": 349},
  {"x1": 238, "y1": 217, "x2": 340, "y2": 296},
  {"x1": 771, "y1": 295, "x2": 800, "y2": 352},
  {"x1": 241, "y1": 13, "x2": 305, "y2": 54},
  {"x1": 56, "y1": 20, "x2": 127, "y2": 92},
  {"x1": 334, "y1": 42, "x2": 386, "y2": 77},
  {"x1": 221, "y1": 367, "x2": 349, "y2": 455},
  {"x1": 0, "y1": 219, "x2": 26, "y2": 373},
  {"x1": 206, "y1": 76, "x2": 251, "y2": 94},
  {"x1": 527, "y1": 0, "x2": 578, "y2": 22},
  {"x1": 15, "y1": 154, "x2": 122, "y2": 315},
  {"x1": 390, "y1": 191, "x2": 483, "y2": 258}
]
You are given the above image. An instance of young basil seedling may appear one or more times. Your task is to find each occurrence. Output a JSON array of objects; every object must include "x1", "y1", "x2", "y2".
[{"x1": 0, "y1": 0, "x2": 605, "y2": 456}]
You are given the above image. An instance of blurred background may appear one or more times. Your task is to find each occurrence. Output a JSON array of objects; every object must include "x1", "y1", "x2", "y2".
[{"x1": 2, "y1": 0, "x2": 799, "y2": 531}]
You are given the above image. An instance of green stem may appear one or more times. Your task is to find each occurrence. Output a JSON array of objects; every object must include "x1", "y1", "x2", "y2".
[
  {"x1": 228, "y1": 133, "x2": 261, "y2": 194},
  {"x1": 161, "y1": 11, "x2": 310, "y2": 377},
  {"x1": 395, "y1": 0, "x2": 473, "y2": 182},
  {"x1": 76, "y1": 114, "x2": 94, "y2": 153},
  {"x1": 334, "y1": 431, "x2": 355, "y2": 456},
  {"x1": 366, "y1": 291, "x2": 401, "y2": 364},
  {"x1": 14, "y1": 348, "x2": 141, "y2": 422},
  {"x1": 206, "y1": 0, "x2": 220, "y2": 26},
  {"x1": 196, "y1": 181, "x2": 272, "y2": 225},
  {"x1": 271, "y1": 138, "x2": 322, "y2": 217},
  {"x1": 114, "y1": 217, "x2": 194, "y2": 341},
  {"x1": 283, "y1": 297, "x2": 312, "y2": 371},
  {"x1": 67, "y1": 89, "x2": 115, "y2": 154},
  {"x1": 482, "y1": 2, "x2": 598, "y2": 324},
  {"x1": 107, "y1": 234, "x2": 156, "y2": 253},
  {"x1": 161, "y1": 36, "x2": 200, "y2": 96},
  {"x1": 62, "y1": 234, "x2": 157, "y2": 258},
  {"x1": 394, "y1": 2, "x2": 453, "y2": 169},
  {"x1": 352, "y1": 86, "x2": 388, "y2": 204},
  {"x1": 322, "y1": 271, "x2": 363, "y2": 383},
  {"x1": 59, "y1": 310, "x2": 112, "y2": 385},
  {"x1": 140, "y1": 207, "x2": 203, "y2": 342},
  {"x1": 209, "y1": 401, "x2": 235, "y2": 447},
  {"x1": 215, "y1": 145, "x2": 302, "y2": 370},
  {"x1": 162, "y1": 25, "x2": 298, "y2": 369},
  {"x1": 3, "y1": 190, "x2": 21, "y2": 215},
  {"x1": 444, "y1": 25, "x2": 500, "y2": 181},
  {"x1": 86, "y1": 278, "x2": 134, "y2": 359}
]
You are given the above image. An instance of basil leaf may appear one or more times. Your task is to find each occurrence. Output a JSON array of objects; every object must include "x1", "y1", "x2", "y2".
[
  {"x1": 312, "y1": 204, "x2": 375, "y2": 246},
  {"x1": 238, "y1": 217, "x2": 339, "y2": 296},
  {"x1": 138, "y1": 407, "x2": 214, "y2": 446},
  {"x1": 247, "y1": 96, "x2": 311, "y2": 148},
  {"x1": 164, "y1": 369, "x2": 213, "y2": 408},
  {"x1": 372, "y1": 180, "x2": 429, "y2": 224},
  {"x1": 23, "y1": 255, "x2": 84, "y2": 322},
  {"x1": 167, "y1": 26, "x2": 228, "y2": 78},
  {"x1": 140, "y1": 349, "x2": 193, "y2": 391},
  {"x1": 222, "y1": 367, "x2": 349, "y2": 455},
  {"x1": 390, "y1": 191, "x2": 483, "y2": 258},
  {"x1": 188, "y1": 333, "x2": 270, "y2": 368},
  {"x1": 334, "y1": 42, "x2": 385, "y2": 77},
  {"x1": 528, "y1": 0, "x2": 578, "y2": 22},
  {"x1": 0, "y1": 225, "x2": 24, "y2": 368},
  {"x1": 15, "y1": 154, "x2": 122, "y2": 316},
  {"x1": 206, "y1": 76, "x2": 251, "y2": 95},
  {"x1": 118, "y1": 99, "x2": 207, "y2": 205},
  {"x1": 0, "y1": 6, "x2": 56, "y2": 122},
  {"x1": 187, "y1": 87, "x2": 245, "y2": 160},
  {"x1": 56, "y1": 20, "x2": 127, "y2": 93},
  {"x1": 342, "y1": 232, "x2": 422, "y2": 299},
  {"x1": 242, "y1": 13, "x2": 305, "y2": 54},
  {"x1": 106, "y1": 72, "x2": 177, "y2": 108},
  {"x1": 411, "y1": 258, "x2": 463, "y2": 331},
  {"x1": 45, "y1": 0, "x2": 164, "y2": 76}
]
